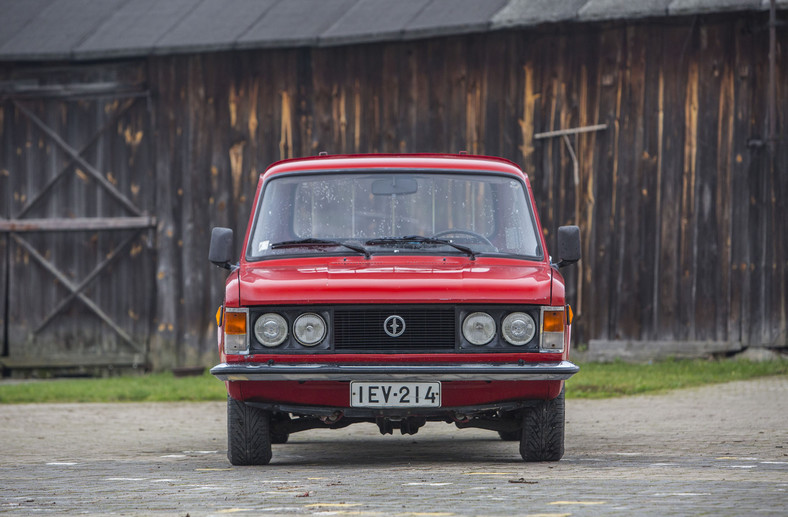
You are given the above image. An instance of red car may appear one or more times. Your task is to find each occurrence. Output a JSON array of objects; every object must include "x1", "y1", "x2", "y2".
[{"x1": 209, "y1": 154, "x2": 580, "y2": 465}]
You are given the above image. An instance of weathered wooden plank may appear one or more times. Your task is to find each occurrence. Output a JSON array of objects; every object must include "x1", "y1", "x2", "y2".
[
  {"x1": 679, "y1": 46, "x2": 700, "y2": 341},
  {"x1": 180, "y1": 52, "x2": 215, "y2": 367},
  {"x1": 0, "y1": 354, "x2": 144, "y2": 369},
  {"x1": 589, "y1": 26, "x2": 625, "y2": 340},
  {"x1": 1, "y1": 100, "x2": 9, "y2": 360},
  {"x1": 640, "y1": 25, "x2": 662, "y2": 341},
  {"x1": 693, "y1": 23, "x2": 725, "y2": 341},
  {"x1": 575, "y1": 38, "x2": 601, "y2": 338},
  {"x1": 413, "y1": 42, "x2": 431, "y2": 153},
  {"x1": 764, "y1": 29, "x2": 786, "y2": 347},
  {"x1": 747, "y1": 44, "x2": 768, "y2": 346},
  {"x1": 483, "y1": 33, "x2": 505, "y2": 158},
  {"x1": 612, "y1": 25, "x2": 645, "y2": 340},
  {"x1": 447, "y1": 38, "x2": 468, "y2": 155},
  {"x1": 587, "y1": 339, "x2": 743, "y2": 363},
  {"x1": 774, "y1": 36, "x2": 788, "y2": 347},
  {"x1": 534, "y1": 124, "x2": 608, "y2": 139},
  {"x1": 149, "y1": 55, "x2": 183, "y2": 369},
  {"x1": 714, "y1": 26, "x2": 736, "y2": 343},
  {"x1": 729, "y1": 19, "x2": 754, "y2": 346},
  {"x1": 0, "y1": 82, "x2": 146, "y2": 100},
  {"x1": 0, "y1": 217, "x2": 155, "y2": 232},
  {"x1": 654, "y1": 25, "x2": 684, "y2": 342}
]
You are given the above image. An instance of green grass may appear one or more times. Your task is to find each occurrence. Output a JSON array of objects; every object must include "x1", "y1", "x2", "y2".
[
  {"x1": 568, "y1": 358, "x2": 788, "y2": 399},
  {"x1": 0, "y1": 359, "x2": 785, "y2": 404},
  {"x1": 0, "y1": 370, "x2": 227, "y2": 404}
]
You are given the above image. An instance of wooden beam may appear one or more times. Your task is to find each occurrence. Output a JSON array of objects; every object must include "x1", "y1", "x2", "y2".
[
  {"x1": 534, "y1": 124, "x2": 608, "y2": 139},
  {"x1": 0, "y1": 82, "x2": 147, "y2": 100},
  {"x1": 0, "y1": 355, "x2": 144, "y2": 370},
  {"x1": 0, "y1": 217, "x2": 155, "y2": 232}
]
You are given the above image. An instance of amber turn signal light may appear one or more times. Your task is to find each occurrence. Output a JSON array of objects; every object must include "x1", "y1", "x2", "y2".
[
  {"x1": 542, "y1": 310, "x2": 565, "y2": 332},
  {"x1": 224, "y1": 311, "x2": 247, "y2": 335}
]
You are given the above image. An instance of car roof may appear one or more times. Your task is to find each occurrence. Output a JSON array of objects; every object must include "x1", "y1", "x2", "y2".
[{"x1": 261, "y1": 153, "x2": 526, "y2": 181}]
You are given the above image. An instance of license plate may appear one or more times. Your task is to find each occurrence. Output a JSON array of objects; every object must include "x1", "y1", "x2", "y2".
[{"x1": 350, "y1": 382, "x2": 441, "y2": 408}]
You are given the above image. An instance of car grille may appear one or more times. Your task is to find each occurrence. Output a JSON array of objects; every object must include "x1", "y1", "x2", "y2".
[{"x1": 333, "y1": 306, "x2": 456, "y2": 352}]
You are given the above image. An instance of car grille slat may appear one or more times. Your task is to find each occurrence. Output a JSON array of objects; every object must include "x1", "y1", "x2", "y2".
[{"x1": 333, "y1": 307, "x2": 455, "y2": 352}]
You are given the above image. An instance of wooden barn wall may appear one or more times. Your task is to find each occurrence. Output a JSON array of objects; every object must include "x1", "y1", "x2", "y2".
[
  {"x1": 0, "y1": 62, "x2": 156, "y2": 368},
  {"x1": 146, "y1": 13, "x2": 785, "y2": 368},
  {"x1": 2, "y1": 13, "x2": 784, "y2": 370}
]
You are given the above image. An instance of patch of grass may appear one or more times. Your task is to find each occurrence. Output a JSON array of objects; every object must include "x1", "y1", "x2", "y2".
[
  {"x1": 567, "y1": 358, "x2": 788, "y2": 399},
  {"x1": 0, "y1": 371, "x2": 227, "y2": 404},
  {"x1": 0, "y1": 359, "x2": 785, "y2": 404}
]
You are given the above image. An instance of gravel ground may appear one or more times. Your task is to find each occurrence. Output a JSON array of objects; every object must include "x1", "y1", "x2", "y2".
[{"x1": 1, "y1": 377, "x2": 786, "y2": 516}]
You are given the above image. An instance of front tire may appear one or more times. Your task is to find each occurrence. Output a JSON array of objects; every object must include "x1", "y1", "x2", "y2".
[
  {"x1": 227, "y1": 397, "x2": 272, "y2": 465},
  {"x1": 519, "y1": 389, "x2": 565, "y2": 462}
]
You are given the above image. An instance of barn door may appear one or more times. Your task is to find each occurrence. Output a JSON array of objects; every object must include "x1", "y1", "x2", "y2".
[{"x1": 0, "y1": 79, "x2": 155, "y2": 372}]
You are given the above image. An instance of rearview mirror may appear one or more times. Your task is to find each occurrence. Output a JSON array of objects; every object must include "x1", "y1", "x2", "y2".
[
  {"x1": 556, "y1": 225, "x2": 581, "y2": 268},
  {"x1": 209, "y1": 227, "x2": 235, "y2": 270},
  {"x1": 372, "y1": 176, "x2": 418, "y2": 196}
]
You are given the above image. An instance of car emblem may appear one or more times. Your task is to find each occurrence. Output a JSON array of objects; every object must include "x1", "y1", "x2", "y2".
[{"x1": 384, "y1": 315, "x2": 406, "y2": 338}]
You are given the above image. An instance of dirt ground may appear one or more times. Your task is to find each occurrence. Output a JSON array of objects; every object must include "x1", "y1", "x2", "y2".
[{"x1": 1, "y1": 376, "x2": 787, "y2": 516}]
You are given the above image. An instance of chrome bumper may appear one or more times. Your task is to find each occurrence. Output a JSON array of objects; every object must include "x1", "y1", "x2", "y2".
[{"x1": 210, "y1": 360, "x2": 579, "y2": 382}]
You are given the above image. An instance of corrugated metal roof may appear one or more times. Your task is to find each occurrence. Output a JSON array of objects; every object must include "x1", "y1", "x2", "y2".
[
  {"x1": 0, "y1": 0, "x2": 126, "y2": 60},
  {"x1": 236, "y1": 0, "x2": 356, "y2": 49},
  {"x1": 0, "y1": 0, "x2": 783, "y2": 61},
  {"x1": 320, "y1": 0, "x2": 432, "y2": 47},
  {"x1": 156, "y1": 0, "x2": 279, "y2": 54},
  {"x1": 76, "y1": 0, "x2": 202, "y2": 60},
  {"x1": 578, "y1": 0, "x2": 673, "y2": 22}
]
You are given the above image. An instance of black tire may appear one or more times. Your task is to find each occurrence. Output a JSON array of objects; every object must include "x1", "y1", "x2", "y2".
[
  {"x1": 227, "y1": 397, "x2": 272, "y2": 465},
  {"x1": 519, "y1": 389, "x2": 565, "y2": 462},
  {"x1": 498, "y1": 430, "x2": 521, "y2": 441}
]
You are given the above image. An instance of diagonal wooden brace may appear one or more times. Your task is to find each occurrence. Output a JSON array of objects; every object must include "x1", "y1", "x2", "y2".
[
  {"x1": 15, "y1": 97, "x2": 142, "y2": 219},
  {"x1": 32, "y1": 231, "x2": 143, "y2": 338},
  {"x1": 10, "y1": 234, "x2": 140, "y2": 353},
  {"x1": 12, "y1": 100, "x2": 143, "y2": 217}
]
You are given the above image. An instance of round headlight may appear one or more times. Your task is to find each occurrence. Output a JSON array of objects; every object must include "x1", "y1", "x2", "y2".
[
  {"x1": 293, "y1": 313, "x2": 327, "y2": 346},
  {"x1": 254, "y1": 313, "x2": 288, "y2": 347},
  {"x1": 502, "y1": 312, "x2": 536, "y2": 346},
  {"x1": 462, "y1": 312, "x2": 496, "y2": 346}
]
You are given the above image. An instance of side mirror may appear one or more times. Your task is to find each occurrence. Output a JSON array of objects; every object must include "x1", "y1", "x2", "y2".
[
  {"x1": 556, "y1": 225, "x2": 581, "y2": 268},
  {"x1": 209, "y1": 227, "x2": 235, "y2": 270}
]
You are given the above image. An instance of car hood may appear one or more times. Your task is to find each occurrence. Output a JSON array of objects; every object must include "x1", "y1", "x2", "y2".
[{"x1": 237, "y1": 257, "x2": 554, "y2": 305}]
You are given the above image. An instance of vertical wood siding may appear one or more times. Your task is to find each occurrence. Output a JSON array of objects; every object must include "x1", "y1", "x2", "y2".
[
  {"x1": 2, "y1": 13, "x2": 785, "y2": 369},
  {"x1": 0, "y1": 63, "x2": 155, "y2": 367}
]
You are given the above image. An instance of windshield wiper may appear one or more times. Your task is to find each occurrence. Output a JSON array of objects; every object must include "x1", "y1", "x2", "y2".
[
  {"x1": 270, "y1": 238, "x2": 370, "y2": 259},
  {"x1": 365, "y1": 235, "x2": 476, "y2": 261}
]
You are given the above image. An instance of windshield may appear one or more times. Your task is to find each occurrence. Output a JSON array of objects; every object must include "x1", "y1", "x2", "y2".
[{"x1": 247, "y1": 171, "x2": 543, "y2": 260}]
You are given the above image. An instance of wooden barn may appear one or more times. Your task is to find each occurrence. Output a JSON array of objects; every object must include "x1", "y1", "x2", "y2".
[{"x1": 1, "y1": 0, "x2": 786, "y2": 372}]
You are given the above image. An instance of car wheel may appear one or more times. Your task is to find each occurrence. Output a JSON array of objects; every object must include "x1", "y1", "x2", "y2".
[
  {"x1": 519, "y1": 388, "x2": 565, "y2": 462},
  {"x1": 227, "y1": 397, "x2": 272, "y2": 465}
]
